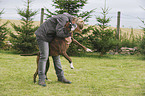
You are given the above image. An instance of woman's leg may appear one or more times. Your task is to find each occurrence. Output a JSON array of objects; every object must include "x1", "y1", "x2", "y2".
[
  {"x1": 52, "y1": 56, "x2": 71, "y2": 84},
  {"x1": 37, "y1": 39, "x2": 49, "y2": 86},
  {"x1": 52, "y1": 56, "x2": 64, "y2": 79}
]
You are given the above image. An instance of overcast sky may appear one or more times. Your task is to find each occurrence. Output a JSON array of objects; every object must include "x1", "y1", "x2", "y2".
[{"x1": 0, "y1": 0, "x2": 145, "y2": 29}]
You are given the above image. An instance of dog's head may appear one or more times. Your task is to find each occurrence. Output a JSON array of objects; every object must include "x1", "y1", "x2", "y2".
[
  {"x1": 72, "y1": 17, "x2": 84, "y2": 33},
  {"x1": 76, "y1": 17, "x2": 84, "y2": 30}
]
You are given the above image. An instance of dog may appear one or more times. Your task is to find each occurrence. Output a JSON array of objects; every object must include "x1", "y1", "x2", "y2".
[{"x1": 21, "y1": 35, "x2": 90, "y2": 83}]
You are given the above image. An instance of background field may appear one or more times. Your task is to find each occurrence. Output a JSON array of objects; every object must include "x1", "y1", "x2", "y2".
[
  {"x1": 0, "y1": 51, "x2": 145, "y2": 96},
  {"x1": 1, "y1": 19, "x2": 144, "y2": 37}
]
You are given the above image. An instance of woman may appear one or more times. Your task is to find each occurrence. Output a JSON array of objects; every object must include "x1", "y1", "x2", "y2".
[{"x1": 35, "y1": 13, "x2": 79, "y2": 87}]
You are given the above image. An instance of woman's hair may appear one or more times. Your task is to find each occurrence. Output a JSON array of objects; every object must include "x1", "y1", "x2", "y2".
[{"x1": 72, "y1": 17, "x2": 84, "y2": 29}]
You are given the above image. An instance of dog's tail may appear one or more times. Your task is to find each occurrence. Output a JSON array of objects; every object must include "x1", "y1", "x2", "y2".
[{"x1": 20, "y1": 52, "x2": 39, "y2": 56}]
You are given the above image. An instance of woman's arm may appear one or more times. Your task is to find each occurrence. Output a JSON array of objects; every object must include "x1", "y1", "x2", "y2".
[{"x1": 55, "y1": 16, "x2": 71, "y2": 38}]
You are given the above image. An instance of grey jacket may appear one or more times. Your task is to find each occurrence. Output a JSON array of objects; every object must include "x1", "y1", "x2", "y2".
[{"x1": 35, "y1": 13, "x2": 73, "y2": 42}]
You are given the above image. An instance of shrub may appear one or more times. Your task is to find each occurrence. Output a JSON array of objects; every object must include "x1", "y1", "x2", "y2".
[
  {"x1": 88, "y1": 26, "x2": 117, "y2": 56},
  {"x1": 134, "y1": 7, "x2": 145, "y2": 55},
  {"x1": 119, "y1": 28, "x2": 141, "y2": 48},
  {"x1": 87, "y1": 6, "x2": 118, "y2": 56},
  {"x1": 0, "y1": 10, "x2": 10, "y2": 48},
  {"x1": 139, "y1": 20, "x2": 145, "y2": 54},
  {"x1": 140, "y1": 35, "x2": 145, "y2": 54},
  {"x1": 45, "y1": 0, "x2": 95, "y2": 56},
  {"x1": 10, "y1": 0, "x2": 38, "y2": 53}
]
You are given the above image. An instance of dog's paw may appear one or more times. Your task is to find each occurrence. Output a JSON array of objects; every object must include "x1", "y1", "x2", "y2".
[
  {"x1": 70, "y1": 63, "x2": 74, "y2": 69},
  {"x1": 86, "y1": 48, "x2": 93, "y2": 52}
]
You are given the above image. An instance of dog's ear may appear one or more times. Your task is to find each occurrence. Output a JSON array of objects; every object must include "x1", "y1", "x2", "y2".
[
  {"x1": 64, "y1": 21, "x2": 71, "y2": 33},
  {"x1": 65, "y1": 21, "x2": 71, "y2": 28}
]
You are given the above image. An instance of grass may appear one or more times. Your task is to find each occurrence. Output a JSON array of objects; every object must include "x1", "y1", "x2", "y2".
[{"x1": 0, "y1": 51, "x2": 145, "y2": 96}]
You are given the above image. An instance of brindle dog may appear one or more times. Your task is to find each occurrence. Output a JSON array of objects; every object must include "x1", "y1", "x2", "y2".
[
  {"x1": 21, "y1": 36, "x2": 88, "y2": 83},
  {"x1": 21, "y1": 18, "x2": 89, "y2": 83}
]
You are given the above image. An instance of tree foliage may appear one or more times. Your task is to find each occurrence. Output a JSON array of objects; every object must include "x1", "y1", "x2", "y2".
[
  {"x1": 0, "y1": 9, "x2": 9, "y2": 48},
  {"x1": 44, "y1": 0, "x2": 95, "y2": 56},
  {"x1": 10, "y1": 0, "x2": 38, "y2": 53},
  {"x1": 87, "y1": 6, "x2": 117, "y2": 56},
  {"x1": 45, "y1": 0, "x2": 95, "y2": 22},
  {"x1": 138, "y1": 8, "x2": 145, "y2": 54}
]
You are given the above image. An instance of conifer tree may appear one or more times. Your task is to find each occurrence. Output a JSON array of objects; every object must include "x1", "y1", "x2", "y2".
[
  {"x1": 10, "y1": 0, "x2": 38, "y2": 53},
  {"x1": 140, "y1": 25, "x2": 145, "y2": 54},
  {"x1": 45, "y1": 0, "x2": 95, "y2": 56},
  {"x1": 139, "y1": 7, "x2": 145, "y2": 54},
  {"x1": 45, "y1": 0, "x2": 95, "y2": 22},
  {"x1": 87, "y1": 4, "x2": 117, "y2": 56},
  {"x1": 0, "y1": 9, "x2": 9, "y2": 48}
]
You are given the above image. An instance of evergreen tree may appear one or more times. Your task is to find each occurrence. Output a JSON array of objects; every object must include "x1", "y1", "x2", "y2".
[
  {"x1": 45, "y1": 0, "x2": 95, "y2": 56},
  {"x1": 45, "y1": 0, "x2": 95, "y2": 22},
  {"x1": 140, "y1": 29, "x2": 145, "y2": 55},
  {"x1": 0, "y1": 9, "x2": 9, "y2": 48},
  {"x1": 10, "y1": 0, "x2": 38, "y2": 53},
  {"x1": 138, "y1": 7, "x2": 145, "y2": 54},
  {"x1": 87, "y1": 5, "x2": 117, "y2": 56}
]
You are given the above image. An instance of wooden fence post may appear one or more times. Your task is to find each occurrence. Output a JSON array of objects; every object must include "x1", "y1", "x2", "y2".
[
  {"x1": 116, "y1": 11, "x2": 121, "y2": 39},
  {"x1": 116, "y1": 11, "x2": 121, "y2": 52},
  {"x1": 40, "y1": 8, "x2": 44, "y2": 25}
]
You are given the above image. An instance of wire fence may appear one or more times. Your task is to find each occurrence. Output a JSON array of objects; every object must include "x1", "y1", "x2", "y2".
[{"x1": 0, "y1": 8, "x2": 145, "y2": 29}]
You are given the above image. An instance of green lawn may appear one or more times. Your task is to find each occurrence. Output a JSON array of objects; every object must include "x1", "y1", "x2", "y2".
[{"x1": 0, "y1": 51, "x2": 145, "y2": 96}]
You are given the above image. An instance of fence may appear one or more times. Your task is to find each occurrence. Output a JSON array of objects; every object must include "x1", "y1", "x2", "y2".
[{"x1": 1, "y1": 7, "x2": 144, "y2": 29}]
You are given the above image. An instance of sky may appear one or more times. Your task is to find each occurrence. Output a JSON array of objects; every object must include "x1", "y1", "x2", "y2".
[{"x1": 0, "y1": 0, "x2": 145, "y2": 29}]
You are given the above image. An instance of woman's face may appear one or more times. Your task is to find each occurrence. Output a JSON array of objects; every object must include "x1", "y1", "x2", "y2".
[{"x1": 74, "y1": 25, "x2": 82, "y2": 33}]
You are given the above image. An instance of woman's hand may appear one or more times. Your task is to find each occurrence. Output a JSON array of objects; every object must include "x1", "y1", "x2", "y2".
[{"x1": 65, "y1": 37, "x2": 72, "y2": 44}]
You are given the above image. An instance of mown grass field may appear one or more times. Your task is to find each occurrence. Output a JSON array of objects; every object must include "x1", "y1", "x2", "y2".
[{"x1": 0, "y1": 51, "x2": 145, "y2": 96}]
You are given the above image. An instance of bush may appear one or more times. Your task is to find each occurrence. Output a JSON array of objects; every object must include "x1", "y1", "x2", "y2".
[
  {"x1": 119, "y1": 28, "x2": 141, "y2": 48},
  {"x1": 0, "y1": 10, "x2": 10, "y2": 49},
  {"x1": 136, "y1": 7, "x2": 145, "y2": 55},
  {"x1": 87, "y1": 26, "x2": 117, "y2": 56},
  {"x1": 87, "y1": 6, "x2": 118, "y2": 56},
  {"x1": 140, "y1": 35, "x2": 145, "y2": 54},
  {"x1": 139, "y1": 24, "x2": 145, "y2": 54},
  {"x1": 10, "y1": 0, "x2": 38, "y2": 54},
  {"x1": 0, "y1": 21, "x2": 9, "y2": 48}
]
